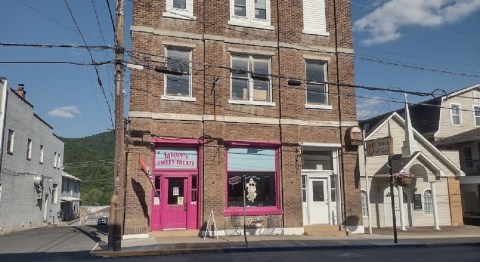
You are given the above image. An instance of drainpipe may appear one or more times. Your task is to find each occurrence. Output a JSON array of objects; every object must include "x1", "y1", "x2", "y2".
[{"x1": 0, "y1": 78, "x2": 8, "y2": 171}]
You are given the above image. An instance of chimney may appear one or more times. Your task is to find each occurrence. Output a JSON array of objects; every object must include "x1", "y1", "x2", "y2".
[{"x1": 16, "y1": 84, "x2": 26, "y2": 98}]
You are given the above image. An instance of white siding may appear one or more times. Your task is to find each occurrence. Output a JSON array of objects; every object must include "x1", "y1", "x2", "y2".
[{"x1": 303, "y1": 0, "x2": 327, "y2": 35}]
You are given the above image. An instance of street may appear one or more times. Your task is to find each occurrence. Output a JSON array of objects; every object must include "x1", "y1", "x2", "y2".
[
  {"x1": 0, "y1": 225, "x2": 106, "y2": 261},
  {"x1": 0, "y1": 225, "x2": 479, "y2": 261}
]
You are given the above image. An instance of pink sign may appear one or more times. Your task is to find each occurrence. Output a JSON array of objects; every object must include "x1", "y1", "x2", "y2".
[{"x1": 155, "y1": 148, "x2": 197, "y2": 169}]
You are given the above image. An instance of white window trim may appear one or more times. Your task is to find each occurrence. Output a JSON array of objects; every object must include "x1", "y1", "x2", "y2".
[
  {"x1": 228, "y1": 0, "x2": 274, "y2": 30},
  {"x1": 450, "y1": 103, "x2": 462, "y2": 126},
  {"x1": 305, "y1": 60, "x2": 329, "y2": 108},
  {"x1": 164, "y1": 47, "x2": 194, "y2": 99},
  {"x1": 230, "y1": 54, "x2": 273, "y2": 104},
  {"x1": 26, "y1": 138, "x2": 32, "y2": 160},
  {"x1": 473, "y1": 105, "x2": 480, "y2": 127},
  {"x1": 7, "y1": 129, "x2": 14, "y2": 154},
  {"x1": 39, "y1": 145, "x2": 44, "y2": 164},
  {"x1": 163, "y1": 0, "x2": 196, "y2": 20},
  {"x1": 423, "y1": 189, "x2": 433, "y2": 215}
]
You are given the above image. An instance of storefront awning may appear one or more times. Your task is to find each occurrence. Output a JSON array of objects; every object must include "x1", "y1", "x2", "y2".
[{"x1": 60, "y1": 196, "x2": 81, "y2": 202}]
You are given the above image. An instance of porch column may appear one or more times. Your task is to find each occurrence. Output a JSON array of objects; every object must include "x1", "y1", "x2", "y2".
[
  {"x1": 397, "y1": 185, "x2": 406, "y2": 231},
  {"x1": 430, "y1": 181, "x2": 441, "y2": 230}
]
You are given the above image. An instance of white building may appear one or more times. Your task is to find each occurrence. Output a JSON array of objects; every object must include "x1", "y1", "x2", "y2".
[
  {"x1": 359, "y1": 100, "x2": 464, "y2": 230},
  {"x1": 0, "y1": 78, "x2": 64, "y2": 232}
]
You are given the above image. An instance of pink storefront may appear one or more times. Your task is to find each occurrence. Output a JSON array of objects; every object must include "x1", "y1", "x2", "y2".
[{"x1": 150, "y1": 138, "x2": 200, "y2": 231}]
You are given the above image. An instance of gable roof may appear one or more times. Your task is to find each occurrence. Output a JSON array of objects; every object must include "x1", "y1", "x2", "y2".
[{"x1": 365, "y1": 112, "x2": 464, "y2": 177}]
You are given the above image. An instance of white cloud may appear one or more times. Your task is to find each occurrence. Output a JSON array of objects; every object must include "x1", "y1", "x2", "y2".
[
  {"x1": 357, "y1": 96, "x2": 384, "y2": 118},
  {"x1": 48, "y1": 105, "x2": 81, "y2": 118},
  {"x1": 353, "y1": 0, "x2": 480, "y2": 45}
]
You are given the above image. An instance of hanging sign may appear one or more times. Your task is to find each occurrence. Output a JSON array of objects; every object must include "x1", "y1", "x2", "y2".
[
  {"x1": 155, "y1": 147, "x2": 197, "y2": 169},
  {"x1": 366, "y1": 137, "x2": 393, "y2": 157}
]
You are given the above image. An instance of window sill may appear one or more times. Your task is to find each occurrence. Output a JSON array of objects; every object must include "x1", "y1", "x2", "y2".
[
  {"x1": 228, "y1": 19, "x2": 274, "y2": 30},
  {"x1": 302, "y1": 29, "x2": 329, "y2": 37},
  {"x1": 163, "y1": 11, "x2": 196, "y2": 21},
  {"x1": 161, "y1": 95, "x2": 196, "y2": 102},
  {"x1": 228, "y1": 100, "x2": 276, "y2": 107},
  {"x1": 305, "y1": 104, "x2": 332, "y2": 110},
  {"x1": 224, "y1": 207, "x2": 283, "y2": 216}
]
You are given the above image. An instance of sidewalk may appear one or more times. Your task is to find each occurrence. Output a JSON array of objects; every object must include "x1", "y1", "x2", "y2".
[{"x1": 91, "y1": 225, "x2": 480, "y2": 258}]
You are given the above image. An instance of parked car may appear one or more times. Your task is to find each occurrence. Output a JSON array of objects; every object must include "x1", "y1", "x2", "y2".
[{"x1": 97, "y1": 216, "x2": 108, "y2": 225}]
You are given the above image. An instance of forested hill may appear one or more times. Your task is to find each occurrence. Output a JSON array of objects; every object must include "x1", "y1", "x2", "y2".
[{"x1": 61, "y1": 131, "x2": 114, "y2": 205}]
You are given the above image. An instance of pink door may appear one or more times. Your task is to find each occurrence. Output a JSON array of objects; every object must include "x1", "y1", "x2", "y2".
[
  {"x1": 151, "y1": 175, "x2": 161, "y2": 230},
  {"x1": 162, "y1": 176, "x2": 187, "y2": 229}
]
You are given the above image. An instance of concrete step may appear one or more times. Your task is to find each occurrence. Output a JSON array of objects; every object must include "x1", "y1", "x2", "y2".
[
  {"x1": 149, "y1": 229, "x2": 199, "y2": 238},
  {"x1": 303, "y1": 225, "x2": 346, "y2": 236}
]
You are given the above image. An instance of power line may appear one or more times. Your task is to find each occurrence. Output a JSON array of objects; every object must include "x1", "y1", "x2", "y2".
[
  {"x1": 0, "y1": 60, "x2": 112, "y2": 65},
  {"x1": 64, "y1": 0, "x2": 114, "y2": 129},
  {"x1": 0, "y1": 42, "x2": 112, "y2": 50}
]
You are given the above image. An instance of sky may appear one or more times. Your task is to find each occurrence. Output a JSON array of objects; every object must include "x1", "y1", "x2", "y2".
[{"x1": 0, "y1": 0, "x2": 479, "y2": 138}]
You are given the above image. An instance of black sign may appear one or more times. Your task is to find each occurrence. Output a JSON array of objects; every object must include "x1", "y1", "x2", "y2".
[{"x1": 414, "y1": 194, "x2": 422, "y2": 210}]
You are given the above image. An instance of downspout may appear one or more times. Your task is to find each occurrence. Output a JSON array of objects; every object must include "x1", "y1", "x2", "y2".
[
  {"x1": 276, "y1": 0, "x2": 285, "y2": 233},
  {"x1": 201, "y1": 0, "x2": 207, "y2": 227},
  {"x1": 333, "y1": 0, "x2": 345, "y2": 226},
  {"x1": 0, "y1": 78, "x2": 8, "y2": 173}
]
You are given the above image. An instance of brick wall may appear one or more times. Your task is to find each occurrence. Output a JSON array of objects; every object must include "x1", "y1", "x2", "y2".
[{"x1": 125, "y1": 0, "x2": 360, "y2": 234}]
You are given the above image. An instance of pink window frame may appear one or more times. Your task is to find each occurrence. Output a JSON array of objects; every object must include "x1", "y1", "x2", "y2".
[{"x1": 223, "y1": 140, "x2": 283, "y2": 216}]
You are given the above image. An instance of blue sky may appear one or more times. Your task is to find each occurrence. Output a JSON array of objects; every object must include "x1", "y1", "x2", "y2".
[{"x1": 0, "y1": 0, "x2": 479, "y2": 138}]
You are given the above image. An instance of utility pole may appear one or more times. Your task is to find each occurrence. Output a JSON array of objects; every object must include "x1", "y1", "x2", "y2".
[{"x1": 108, "y1": 0, "x2": 125, "y2": 251}]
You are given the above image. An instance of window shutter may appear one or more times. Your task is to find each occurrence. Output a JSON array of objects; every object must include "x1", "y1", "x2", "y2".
[{"x1": 303, "y1": 0, "x2": 327, "y2": 35}]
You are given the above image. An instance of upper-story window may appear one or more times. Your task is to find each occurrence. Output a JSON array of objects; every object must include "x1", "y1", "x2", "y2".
[
  {"x1": 161, "y1": 48, "x2": 195, "y2": 101},
  {"x1": 7, "y1": 129, "x2": 14, "y2": 154},
  {"x1": 57, "y1": 154, "x2": 62, "y2": 169},
  {"x1": 26, "y1": 138, "x2": 32, "y2": 160},
  {"x1": 450, "y1": 104, "x2": 462, "y2": 125},
  {"x1": 164, "y1": 0, "x2": 196, "y2": 20},
  {"x1": 473, "y1": 91, "x2": 480, "y2": 104},
  {"x1": 229, "y1": 0, "x2": 273, "y2": 30},
  {"x1": 474, "y1": 106, "x2": 480, "y2": 127},
  {"x1": 303, "y1": 0, "x2": 328, "y2": 35},
  {"x1": 54, "y1": 152, "x2": 57, "y2": 168},
  {"x1": 39, "y1": 145, "x2": 44, "y2": 164},
  {"x1": 230, "y1": 55, "x2": 273, "y2": 105},
  {"x1": 305, "y1": 60, "x2": 330, "y2": 108}
]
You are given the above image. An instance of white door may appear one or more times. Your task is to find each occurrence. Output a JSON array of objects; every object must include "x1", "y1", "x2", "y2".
[
  {"x1": 308, "y1": 177, "x2": 329, "y2": 224},
  {"x1": 384, "y1": 188, "x2": 408, "y2": 227}
]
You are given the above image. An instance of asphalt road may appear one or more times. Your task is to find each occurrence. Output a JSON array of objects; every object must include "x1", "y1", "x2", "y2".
[{"x1": 0, "y1": 225, "x2": 107, "y2": 261}]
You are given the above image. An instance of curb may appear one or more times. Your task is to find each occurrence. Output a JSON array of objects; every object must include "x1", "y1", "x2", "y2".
[{"x1": 90, "y1": 242, "x2": 480, "y2": 258}]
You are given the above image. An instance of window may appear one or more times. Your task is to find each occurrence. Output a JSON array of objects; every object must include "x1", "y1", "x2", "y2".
[
  {"x1": 473, "y1": 92, "x2": 480, "y2": 104},
  {"x1": 303, "y1": 0, "x2": 328, "y2": 35},
  {"x1": 52, "y1": 184, "x2": 58, "y2": 204},
  {"x1": 7, "y1": 129, "x2": 14, "y2": 154},
  {"x1": 230, "y1": 55, "x2": 272, "y2": 104},
  {"x1": 39, "y1": 145, "x2": 44, "y2": 164},
  {"x1": 226, "y1": 146, "x2": 280, "y2": 215},
  {"x1": 474, "y1": 106, "x2": 480, "y2": 127},
  {"x1": 163, "y1": 48, "x2": 193, "y2": 99},
  {"x1": 305, "y1": 60, "x2": 329, "y2": 107},
  {"x1": 301, "y1": 175, "x2": 307, "y2": 202},
  {"x1": 54, "y1": 152, "x2": 57, "y2": 168},
  {"x1": 26, "y1": 138, "x2": 32, "y2": 160},
  {"x1": 164, "y1": 0, "x2": 195, "y2": 20},
  {"x1": 361, "y1": 190, "x2": 368, "y2": 217},
  {"x1": 464, "y1": 147, "x2": 473, "y2": 168},
  {"x1": 229, "y1": 0, "x2": 273, "y2": 29},
  {"x1": 450, "y1": 104, "x2": 462, "y2": 125},
  {"x1": 57, "y1": 154, "x2": 62, "y2": 169},
  {"x1": 423, "y1": 189, "x2": 433, "y2": 214},
  {"x1": 0, "y1": 184, "x2": 2, "y2": 203},
  {"x1": 330, "y1": 176, "x2": 336, "y2": 202}
]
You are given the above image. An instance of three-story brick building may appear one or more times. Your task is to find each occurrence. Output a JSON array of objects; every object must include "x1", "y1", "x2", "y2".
[{"x1": 125, "y1": 0, "x2": 361, "y2": 236}]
